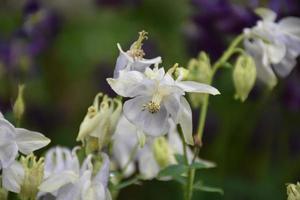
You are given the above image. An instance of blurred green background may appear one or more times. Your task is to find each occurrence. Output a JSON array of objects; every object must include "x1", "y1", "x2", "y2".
[{"x1": 0, "y1": 0, "x2": 300, "y2": 199}]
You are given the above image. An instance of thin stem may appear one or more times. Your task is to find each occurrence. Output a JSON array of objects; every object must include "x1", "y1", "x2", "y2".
[
  {"x1": 184, "y1": 34, "x2": 244, "y2": 200},
  {"x1": 178, "y1": 125, "x2": 188, "y2": 165},
  {"x1": 212, "y1": 34, "x2": 244, "y2": 72}
]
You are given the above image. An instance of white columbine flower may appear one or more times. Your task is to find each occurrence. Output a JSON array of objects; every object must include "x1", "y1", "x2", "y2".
[
  {"x1": 243, "y1": 8, "x2": 300, "y2": 88},
  {"x1": 0, "y1": 112, "x2": 50, "y2": 193},
  {"x1": 112, "y1": 116, "x2": 214, "y2": 180},
  {"x1": 113, "y1": 30, "x2": 162, "y2": 78},
  {"x1": 107, "y1": 67, "x2": 219, "y2": 144},
  {"x1": 39, "y1": 147, "x2": 111, "y2": 200}
]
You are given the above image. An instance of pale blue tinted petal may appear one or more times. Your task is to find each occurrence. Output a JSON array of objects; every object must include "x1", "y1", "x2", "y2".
[
  {"x1": 39, "y1": 171, "x2": 78, "y2": 193},
  {"x1": 279, "y1": 17, "x2": 300, "y2": 37},
  {"x1": 93, "y1": 153, "x2": 110, "y2": 187},
  {"x1": 123, "y1": 96, "x2": 169, "y2": 136},
  {"x1": 2, "y1": 161, "x2": 24, "y2": 193},
  {"x1": 178, "y1": 97, "x2": 194, "y2": 145}
]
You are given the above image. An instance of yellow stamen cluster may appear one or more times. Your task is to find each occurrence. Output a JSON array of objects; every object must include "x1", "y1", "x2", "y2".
[
  {"x1": 144, "y1": 101, "x2": 160, "y2": 114},
  {"x1": 129, "y1": 30, "x2": 148, "y2": 59}
]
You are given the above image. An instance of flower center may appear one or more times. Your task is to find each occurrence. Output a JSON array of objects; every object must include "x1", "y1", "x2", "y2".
[
  {"x1": 143, "y1": 92, "x2": 163, "y2": 114},
  {"x1": 144, "y1": 101, "x2": 160, "y2": 113}
]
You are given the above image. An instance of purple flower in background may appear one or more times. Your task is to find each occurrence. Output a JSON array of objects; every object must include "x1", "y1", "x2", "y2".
[
  {"x1": 187, "y1": 0, "x2": 257, "y2": 58},
  {"x1": 283, "y1": 71, "x2": 300, "y2": 111},
  {"x1": 0, "y1": 0, "x2": 60, "y2": 78}
]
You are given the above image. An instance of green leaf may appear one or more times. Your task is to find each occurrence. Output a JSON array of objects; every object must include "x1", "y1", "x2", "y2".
[
  {"x1": 115, "y1": 176, "x2": 141, "y2": 190},
  {"x1": 173, "y1": 176, "x2": 187, "y2": 185},
  {"x1": 190, "y1": 159, "x2": 216, "y2": 169},
  {"x1": 158, "y1": 164, "x2": 188, "y2": 178},
  {"x1": 175, "y1": 154, "x2": 186, "y2": 165},
  {"x1": 193, "y1": 181, "x2": 224, "y2": 195}
]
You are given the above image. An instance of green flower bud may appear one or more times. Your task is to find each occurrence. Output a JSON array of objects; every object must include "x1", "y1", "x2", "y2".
[
  {"x1": 77, "y1": 93, "x2": 122, "y2": 152},
  {"x1": 233, "y1": 54, "x2": 256, "y2": 102},
  {"x1": 19, "y1": 154, "x2": 44, "y2": 200},
  {"x1": 152, "y1": 137, "x2": 176, "y2": 168},
  {"x1": 13, "y1": 84, "x2": 25, "y2": 123},
  {"x1": 187, "y1": 52, "x2": 212, "y2": 108},
  {"x1": 287, "y1": 182, "x2": 300, "y2": 200},
  {"x1": 175, "y1": 67, "x2": 189, "y2": 81}
]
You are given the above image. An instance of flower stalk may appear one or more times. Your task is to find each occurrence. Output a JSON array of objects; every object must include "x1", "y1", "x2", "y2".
[{"x1": 184, "y1": 34, "x2": 244, "y2": 200}]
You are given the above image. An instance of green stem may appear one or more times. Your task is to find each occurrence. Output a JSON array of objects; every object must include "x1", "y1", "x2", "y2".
[
  {"x1": 178, "y1": 125, "x2": 188, "y2": 165},
  {"x1": 184, "y1": 34, "x2": 244, "y2": 200}
]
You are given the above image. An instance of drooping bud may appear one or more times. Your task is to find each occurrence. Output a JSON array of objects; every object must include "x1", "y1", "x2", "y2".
[
  {"x1": 233, "y1": 54, "x2": 256, "y2": 102},
  {"x1": 13, "y1": 84, "x2": 26, "y2": 123},
  {"x1": 287, "y1": 182, "x2": 300, "y2": 200},
  {"x1": 77, "y1": 93, "x2": 122, "y2": 152},
  {"x1": 187, "y1": 52, "x2": 212, "y2": 108},
  {"x1": 152, "y1": 137, "x2": 176, "y2": 168},
  {"x1": 19, "y1": 154, "x2": 44, "y2": 200}
]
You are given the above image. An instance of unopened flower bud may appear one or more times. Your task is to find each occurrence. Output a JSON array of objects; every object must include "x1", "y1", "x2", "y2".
[
  {"x1": 187, "y1": 52, "x2": 212, "y2": 108},
  {"x1": 175, "y1": 67, "x2": 189, "y2": 81},
  {"x1": 19, "y1": 154, "x2": 44, "y2": 200},
  {"x1": 233, "y1": 54, "x2": 256, "y2": 102},
  {"x1": 287, "y1": 182, "x2": 300, "y2": 200},
  {"x1": 77, "y1": 93, "x2": 122, "y2": 151},
  {"x1": 152, "y1": 137, "x2": 176, "y2": 168},
  {"x1": 13, "y1": 84, "x2": 25, "y2": 123}
]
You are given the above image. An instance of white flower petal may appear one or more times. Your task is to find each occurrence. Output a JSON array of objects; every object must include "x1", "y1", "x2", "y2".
[
  {"x1": 107, "y1": 70, "x2": 146, "y2": 97},
  {"x1": 39, "y1": 171, "x2": 79, "y2": 193},
  {"x1": 178, "y1": 97, "x2": 194, "y2": 145},
  {"x1": 131, "y1": 57, "x2": 162, "y2": 72},
  {"x1": 2, "y1": 161, "x2": 25, "y2": 193},
  {"x1": 113, "y1": 44, "x2": 132, "y2": 78},
  {"x1": 15, "y1": 128, "x2": 50, "y2": 155},
  {"x1": 123, "y1": 96, "x2": 169, "y2": 136},
  {"x1": 56, "y1": 183, "x2": 81, "y2": 200},
  {"x1": 163, "y1": 94, "x2": 181, "y2": 121},
  {"x1": 273, "y1": 50, "x2": 297, "y2": 77},
  {"x1": 244, "y1": 39, "x2": 277, "y2": 88},
  {"x1": 91, "y1": 183, "x2": 106, "y2": 200},
  {"x1": 265, "y1": 41, "x2": 286, "y2": 64},
  {"x1": 0, "y1": 118, "x2": 16, "y2": 146},
  {"x1": 93, "y1": 154, "x2": 110, "y2": 187},
  {"x1": 176, "y1": 81, "x2": 220, "y2": 95},
  {"x1": 279, "y1": 17, "x2": 300, "y2": 37},
  {"x1": 112, "y1": 116, "x2": 138, "y2": 177},
  {"x1": 0, "y1": 142, "x2": 18, "y2": 169},
  {"x1": 138, "y1": 146, "x2": 160, "y2": 179}
]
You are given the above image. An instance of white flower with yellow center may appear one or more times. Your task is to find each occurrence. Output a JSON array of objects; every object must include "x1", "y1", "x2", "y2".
[
  {"x1": 113, "y1": 30, "x2": 162, "y2": 78},
  {"x1": 0, "y1": 112, "x2": 50, "y2": 193},
  {"x1": 107, "y1": 67, "x2": 219, "y2": 144},
  {"x1": 243, "y1": 8, "x2": 300, "y2": 88},
  {"x1": 39, "y1": 147, "x2": 111, "y2": 200}
]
